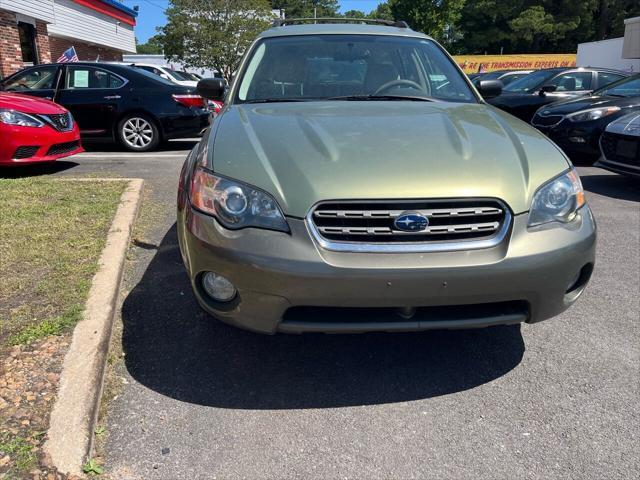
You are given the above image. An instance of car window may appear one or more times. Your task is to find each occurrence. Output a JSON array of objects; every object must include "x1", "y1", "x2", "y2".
[
  {"x1": 597, "y1": 75, "x2": 640, "y2": 97},
  {"x1": 173, "y1": 70, "x2": 196, "y2": 81},
  {"x1": 130, "y1": 67, "x2": 177, "y2": 86},
  {"x1": 3, "y1": 65, "x2": 58, "y2": 91},
  {"x1": 136, "y1": 65, "x2": 164, "y2": 77},
  {"x1": 237, "y1": 35, "x2": 476, "y2": 103},
  {"x1": 503, "y1": 70, "x2": 559, "y2": 93},
  {"x1": 65, "y1": 66, "x2": 125, "y2": 89},
  {"x1": 547, "y1": 72, "x2": 592, "y2": 91},
  {"x1": 598, "y1": 72, "x2": 626, "y2": 88},
  {"x1": 500, "y1": 73, "x2": 529, "y2": 86},
  {"x1": 479, "y1": 71, "x2": 503, "y2": 80}
]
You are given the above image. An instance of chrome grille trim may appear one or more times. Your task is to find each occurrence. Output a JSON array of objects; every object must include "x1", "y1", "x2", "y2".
[
  {"x1": 318, "y1": 221, "x2": 500, "y2": 237},
  {"x1": 39, "y1": 112, "x2": 74, "y2": 132},
  {"x1": 531, "y1": 114, "x2": 564, "y2": 128},
  {"x1": 313, "y1": 206, "x2": 503, "y2": 219},
  {"x1": 306, "y1": 199, "x2": 512, "y2": 253}
]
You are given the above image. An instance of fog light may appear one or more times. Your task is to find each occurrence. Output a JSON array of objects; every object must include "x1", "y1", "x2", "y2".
[
  {"x1": 202, "y1": 272, "x2": 236, "y2": 302},
  {"x1": 568, "y1": 136, "x2": 586, "y2": 143}
]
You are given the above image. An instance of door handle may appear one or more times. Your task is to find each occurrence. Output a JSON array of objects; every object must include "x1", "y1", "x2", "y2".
[{"x1": 103, "y1": 95, "x2": 121, "y2": 100}]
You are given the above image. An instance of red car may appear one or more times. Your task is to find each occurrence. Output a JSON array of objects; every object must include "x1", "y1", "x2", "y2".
[{"x1": 0, "y1": 91, "x2": 83, "y2": 166}]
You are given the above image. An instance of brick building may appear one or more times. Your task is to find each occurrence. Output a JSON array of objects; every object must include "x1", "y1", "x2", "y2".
[{"x1": 0, "y1": 0, "x2": 137, "y2": 79}]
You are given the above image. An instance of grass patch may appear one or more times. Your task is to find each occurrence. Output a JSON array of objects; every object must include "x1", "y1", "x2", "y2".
[
  {"x1": 0, "y1": 433, "x2": 37, "y2": 474},
  {"x1": 0, "y1": 178, "x2": 126, "y2": 350}
]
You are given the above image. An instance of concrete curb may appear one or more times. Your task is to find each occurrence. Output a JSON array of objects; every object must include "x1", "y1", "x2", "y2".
[{"x1": 44, "y1": 178, "x2": 144, "y2": 476}]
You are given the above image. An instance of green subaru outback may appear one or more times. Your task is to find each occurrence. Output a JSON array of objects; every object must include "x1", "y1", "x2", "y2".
[{"x1": 177, "y1": 19, "x2": 596, "y2": 334}]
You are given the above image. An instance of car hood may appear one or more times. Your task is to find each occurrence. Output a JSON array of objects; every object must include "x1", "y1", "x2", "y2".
[
  {"x1": 210, "y1": 101, "x2": 570, "y2": 217},
  {"x1": 0, "y1": 92, "x2": 67, "y2": 114},
  {"x1": 538, "y1": 95, "x2": 640, "y2": 115}
]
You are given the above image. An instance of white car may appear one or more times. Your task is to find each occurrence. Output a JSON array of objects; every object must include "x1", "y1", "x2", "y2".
[{"x1": 127, "y1": 63, "x2": 200, "y2": 87}]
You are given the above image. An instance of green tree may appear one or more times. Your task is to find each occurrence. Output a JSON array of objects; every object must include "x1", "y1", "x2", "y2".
[
  {"x1": 343, "y1": 9, "x2": 366, "y2": 18},
  {"x1": 368, "y1": 2, "x2": 394, "y2": 20},
  {"x1": 160, "y1": 0, "x2": 272, "y2": 79},
  {"x1": 593, "y1": 0, "x2": 640, "y2": 40},
  {"x1": 136, "y1": 34, "x2": 164, "y2": 54},
  {"x1": 270, "y1": 1, "x2": 339, "y2": 18},
  {"x1": 388, "y1": 0, "x2": 465, "y2": 46}
]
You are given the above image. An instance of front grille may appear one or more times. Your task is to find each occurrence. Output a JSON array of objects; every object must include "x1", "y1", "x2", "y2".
[
  {"x1": 600, "y1": 132, "x2": 639, "y2": 166},
  {"x1": 40, "y1": 112, "x2": 73, "y2": 132},
  {"x1": 46, "y1": 140, "x2": 80, "y2": 156},
  {"x1": 12, "y1": 146, "x2": 40, "y2": 159},
  {"x1": 531, "y1": 114, "x2": 564, "y2": 127},
  {"x1": 309, "y1": 199, "x2": 510, "y2": 251}
]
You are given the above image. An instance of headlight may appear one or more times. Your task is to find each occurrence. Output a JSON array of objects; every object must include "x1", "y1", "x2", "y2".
[
  {"x1": 528, "y1": 169, "x2": 586, "y2": 227},
  {"x1": 190, "y1": 167, "x2": 289, "y2": 232},
  {"x1": 0, "y1": 109, "x2": 44, "y2": 127},
  {"x1": 567, "y1": 106, "x2": 620, "y2": 122}
]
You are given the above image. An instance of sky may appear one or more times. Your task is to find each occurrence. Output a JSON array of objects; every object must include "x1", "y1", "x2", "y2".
[{"x1": 121, "y1": 0, "x2": 384, "y2": 43}]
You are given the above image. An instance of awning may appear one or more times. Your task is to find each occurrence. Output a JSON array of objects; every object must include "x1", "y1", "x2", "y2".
[{"x1": 622, "y1": 16, "x2": 640, "y2": 59}]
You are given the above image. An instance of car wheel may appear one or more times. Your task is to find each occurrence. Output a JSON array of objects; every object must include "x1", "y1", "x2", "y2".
[{"x1": 117, "y1": 115, "x2": 160, "y2": 152}]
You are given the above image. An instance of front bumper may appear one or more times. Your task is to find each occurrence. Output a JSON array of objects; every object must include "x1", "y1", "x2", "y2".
[
  {"x1": 595, "y1": 158, "x2": 640, "y2": 178},
  {"x1": 0, "y1": 124, "x2": 83, "y2": 166},
  {"x1": 534, "y1": 121, "x2": 605, "y2": 158},
  {"x1": 178, "y1": 203, "x2": 596, "y2": 334}
]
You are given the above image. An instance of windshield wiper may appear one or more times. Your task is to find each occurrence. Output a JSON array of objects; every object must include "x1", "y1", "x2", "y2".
[
  {"x1": 604, "y1": 93, "x2": 627, "y2": 98},
  {"x1": 327, "y1": 94, "x2": 437, "y2": 102}
]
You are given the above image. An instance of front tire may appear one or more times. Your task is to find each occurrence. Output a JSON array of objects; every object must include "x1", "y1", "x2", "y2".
[{"x1": 117, "y1": 114, "x2": 160, "y2": 152}]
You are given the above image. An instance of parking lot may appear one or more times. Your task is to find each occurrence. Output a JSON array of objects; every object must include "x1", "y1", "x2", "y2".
[{"x1": 6, "y1": 144, "x2": 637, "y2": 479}]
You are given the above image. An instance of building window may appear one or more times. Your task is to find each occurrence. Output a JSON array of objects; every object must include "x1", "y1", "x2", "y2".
[{"x1": 18, "y1": 22, "x2": 38, "y2": 65}]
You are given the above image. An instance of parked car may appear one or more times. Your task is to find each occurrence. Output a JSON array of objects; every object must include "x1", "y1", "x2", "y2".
[
  {"x1": 596, "y1": 111, "x2": 640, "y2": 177},
  {"x1": 0, "y1": 63, "x2": 210, "y2": 151},
  {"x1": 474, "y1": 69, "x2": 535, "y2": 87},
  {"x1": 0, "y1": 91, "x2": 83, "y2": 166},
  {"x1": 177, "y1": 19, "x2": 596, "y2": 334},
  {"x1": 124, "y1": 63, "x2": 199, "y2": 87},
  {"x1": 487, "y1": 67, "x2": 629, "y2": 122},
  {"x1": 531, "y1": 74, "x2": 640, "y2": 159}
]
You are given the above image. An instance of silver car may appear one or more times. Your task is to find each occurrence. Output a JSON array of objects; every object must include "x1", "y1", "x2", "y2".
[{"x1": 597, "y1": 111, "x2": 640, "y2": 177}]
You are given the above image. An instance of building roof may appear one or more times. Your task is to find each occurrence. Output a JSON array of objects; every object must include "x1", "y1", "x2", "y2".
[
  {"x1": 259, "y1": 23, "x2": 430, "y2": 40},
  {"x1": 99, "y1": 0, "x2": 138, "y2": 18}
]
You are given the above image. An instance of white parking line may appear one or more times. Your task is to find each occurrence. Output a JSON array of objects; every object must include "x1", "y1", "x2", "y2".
[{"x1": 76, "y1": 152, "x2": 189, "y2": 159}]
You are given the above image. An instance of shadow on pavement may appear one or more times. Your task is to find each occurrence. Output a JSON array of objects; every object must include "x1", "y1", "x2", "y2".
[
  {"x1": 0, "y1": 160, "x2": 78, "y2": 179},
  {"x1": 122, "y1": 224, "x2": 525, "y2": 410},
  {"x1": 581, "y1": 173, "x2": 639, "y2": 202},
  {"x1": 83, "y1": 138, "x2": 199, "y2": 153}
]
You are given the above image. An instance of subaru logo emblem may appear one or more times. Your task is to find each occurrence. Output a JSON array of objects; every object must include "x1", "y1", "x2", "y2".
[
  {"x1": 542, "y1": 110, "x2": 550, "y2": 115},
  {"x1": 60, "y1": 116, "x2": 68, "y2": 127},
  {"x1": 394, "y1": 212, "x2": 429, "y2": 232}
]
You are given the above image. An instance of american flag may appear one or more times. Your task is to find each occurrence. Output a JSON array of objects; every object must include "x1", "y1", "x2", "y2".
[{"x1": 57, "y1": 47, "x2": 79, "y2": 63}]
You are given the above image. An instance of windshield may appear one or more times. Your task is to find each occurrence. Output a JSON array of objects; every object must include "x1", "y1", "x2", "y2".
[
  {"x1": 597, "y1": 74, "x2": 640, "y2": 97},
  {"x1": 171, "y1": 70, "x2": 196, "y2": 81},
  {"x1": 504, "y1": 70, "x2": 559, "y2": 93},
  {"x1": 236, "y1": 34, "x2": 476, "y2": 103},
  {"x1": 479, "y1": 71, "x2": 504, "y2": 80}
]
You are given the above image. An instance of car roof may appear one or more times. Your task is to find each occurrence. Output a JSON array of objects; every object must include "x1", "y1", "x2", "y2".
[{"x1": 259, "y1": 22, "x2": 431, "y2": 40}]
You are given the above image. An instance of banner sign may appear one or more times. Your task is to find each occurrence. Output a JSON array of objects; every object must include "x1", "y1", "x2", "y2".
[{"x1": 453, "y1": 54, "x2": 577, "y2": 74}]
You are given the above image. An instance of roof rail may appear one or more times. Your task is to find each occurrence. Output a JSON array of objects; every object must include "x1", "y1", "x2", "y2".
[{"x1": 272, "y1": 17, "x2": 409, "y2": 29}]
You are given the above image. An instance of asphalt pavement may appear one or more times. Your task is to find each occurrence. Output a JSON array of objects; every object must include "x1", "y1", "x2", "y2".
[{"x1": 5, "y1": 144, "x2": 638, "y2": 479}]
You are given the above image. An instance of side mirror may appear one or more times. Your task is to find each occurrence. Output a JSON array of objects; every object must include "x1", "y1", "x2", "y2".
[
  {"x1": 477, "y1": 79, "x2": 502, "y2": 99},
  {"x1": 539, "y1": 84, "x2": 557, "y2": 95},
  {"x1": 197, "y1": 78, "x2": 226, "y2": 101}
]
